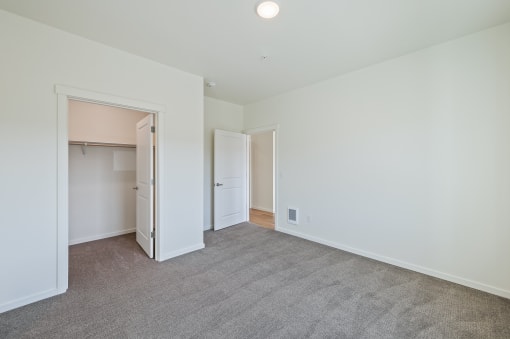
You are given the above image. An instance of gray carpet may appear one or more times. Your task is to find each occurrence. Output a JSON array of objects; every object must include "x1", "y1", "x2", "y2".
[{"x1": 1, "y1": 223, "x2": 509, "y2": 338}]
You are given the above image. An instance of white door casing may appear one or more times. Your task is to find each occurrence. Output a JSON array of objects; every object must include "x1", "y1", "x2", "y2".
[
  {"x1": 136, "y1": 114, "x2": 154, "y2": 257},
  {"x1": 214, "y1": 129, "x2": 248, "y2": 230}
]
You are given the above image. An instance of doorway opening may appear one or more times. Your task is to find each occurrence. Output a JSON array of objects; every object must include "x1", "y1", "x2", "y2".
[
  {"x1": 248, "y1": 131, "x2": 275, "y2": 229},
  {"x1": 246, "y1": 126, "x2": 278, "y2": 230},
  {"x1": 212, "y1": 125, "x2": 278, "y2": 232},
  {"x1": 67, "y1": 100, "x2": 156, "y2": 257},
  {"x1": 56, "y1": 85, "x2": 165, "y2": 295}
]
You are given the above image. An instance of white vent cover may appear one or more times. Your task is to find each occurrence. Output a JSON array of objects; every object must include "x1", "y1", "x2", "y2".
[{"x1": 288, "y1": 207, "x2": 299, "y2": 225}]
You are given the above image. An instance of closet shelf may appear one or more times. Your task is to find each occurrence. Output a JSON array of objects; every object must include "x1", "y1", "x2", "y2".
[{"x1": 69, "y1": 140, "x2": 136, "y2": 148}]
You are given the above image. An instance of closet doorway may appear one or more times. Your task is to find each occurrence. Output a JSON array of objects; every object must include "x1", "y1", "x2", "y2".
[{"x1": 68, "y1": 100, "x2": 156, "y2": 258}]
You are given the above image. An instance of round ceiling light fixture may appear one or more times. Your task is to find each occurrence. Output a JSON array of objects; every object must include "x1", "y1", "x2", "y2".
[{"x1": 256, "y1": 1, "x2": 280, "y2": 19}]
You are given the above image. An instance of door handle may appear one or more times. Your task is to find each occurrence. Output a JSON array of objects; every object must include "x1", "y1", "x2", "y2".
[
  {"x1": 215, "y1": 183, "x2": 223, "y2": 187},
  {"x1": 132, "y1": 186, "x2": 139, "y2": 190}
]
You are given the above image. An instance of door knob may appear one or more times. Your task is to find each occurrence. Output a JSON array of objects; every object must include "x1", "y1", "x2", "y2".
[
  {"x1": 132, "y1": 186, "x2": 139, "y2": 190},
  {"x1": 215, "y1": 183, "x2": 223, "y2": 187}
]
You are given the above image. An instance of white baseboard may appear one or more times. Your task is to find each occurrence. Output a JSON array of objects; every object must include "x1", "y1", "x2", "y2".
[
  {"x1": 250, "y1": 205, "x2": 273, "y2": 213},
  {"x1": 0, "y1": 288, "x2": 65, "y2": 313},
  {"x1": 158, "y1": 243, "x2": 205, "y2": 262},
  {"x1": 69, "y1": 228, "x2": 136, "y2": 245},
  {"x1": 278, "y1": 226, "x2": 510, "y2": 300}
]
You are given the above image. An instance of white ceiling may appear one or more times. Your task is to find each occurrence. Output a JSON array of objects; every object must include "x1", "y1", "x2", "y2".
[{"x1": 1, "y1": 0, "x2": 510, "y2": 104}]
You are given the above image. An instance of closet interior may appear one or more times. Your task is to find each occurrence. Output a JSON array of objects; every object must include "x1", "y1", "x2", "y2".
[{"x1": 68, "y1": 99, "x2": 149, "y2": 245}]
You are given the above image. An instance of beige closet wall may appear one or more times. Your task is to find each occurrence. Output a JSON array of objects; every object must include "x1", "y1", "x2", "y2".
[{"x1": 69, "y1": 100, "x2": 148, "y2": 144}]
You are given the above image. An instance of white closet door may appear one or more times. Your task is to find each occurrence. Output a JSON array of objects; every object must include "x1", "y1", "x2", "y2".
[{"x1": 135, "y1": 115, "x2": 154, "y2": 257}]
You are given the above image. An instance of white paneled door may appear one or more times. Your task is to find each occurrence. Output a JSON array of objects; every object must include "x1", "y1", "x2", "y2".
[
  {"x1": 214, "y1": 130, "x2": 247, "y2": 230},
  {"x1": 136, "y1": 114, "x2": 154, "y2": 257}
]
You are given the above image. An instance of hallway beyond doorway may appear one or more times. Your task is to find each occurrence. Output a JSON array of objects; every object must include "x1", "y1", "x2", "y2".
[{"x1": 249, "y1": 208, "x2": 274, "y2": 229}]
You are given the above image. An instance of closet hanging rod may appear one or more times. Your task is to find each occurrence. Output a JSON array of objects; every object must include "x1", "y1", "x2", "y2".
[{"x1": 68, "y1": 141, "x2": 136, "y2": 148}]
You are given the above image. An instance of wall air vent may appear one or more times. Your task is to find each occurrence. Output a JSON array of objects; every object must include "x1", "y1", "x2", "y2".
[{"x1": 288, "y1": 207, "x2": 299, "y2": 225}]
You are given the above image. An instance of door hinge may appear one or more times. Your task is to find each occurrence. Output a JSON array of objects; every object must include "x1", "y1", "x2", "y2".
[
  {"x1": 151, "y1": 126, "x2": 155, "y2": 133},
  {"x1": 151, "y1": 230, "x2": 155, "y2": 238}
]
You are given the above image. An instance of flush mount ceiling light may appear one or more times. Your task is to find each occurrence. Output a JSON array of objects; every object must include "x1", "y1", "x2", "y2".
[{"x1": 256, "y1": 1, "x2": 280, "y2": 19}]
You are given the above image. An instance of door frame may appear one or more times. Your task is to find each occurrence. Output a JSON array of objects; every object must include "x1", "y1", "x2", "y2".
[
  {"x1": 244, "y1": 125, "x2": 279, "y2": 230},
  {"x1": 55, "y1": 85, "x2": 165, "y2": 294}
]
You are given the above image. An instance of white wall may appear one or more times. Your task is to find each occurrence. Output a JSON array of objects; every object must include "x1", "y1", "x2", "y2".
[
  {"x1": 250, "y1": 132, "x2": 273, "y2": 212},
  {"x1": 244, "y1": 23, "x2": 510, "y2": 298},
  {"x1": 68, "y1": 100, "x2": 148, "y2": 145},
  {"x1": 0, "y1": 10, "x2": 204, "y2": 312},
  {"x1": 69, "y1": 145, "x2": 136, "y2": 244},
  {"x1": 204, "y1": 97, "x2": 244, "y2": 230}
]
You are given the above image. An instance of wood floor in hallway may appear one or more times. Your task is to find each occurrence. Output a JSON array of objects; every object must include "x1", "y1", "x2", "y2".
[{"x1": 249, "y1": 208, "x2": 274, "y2": 229}]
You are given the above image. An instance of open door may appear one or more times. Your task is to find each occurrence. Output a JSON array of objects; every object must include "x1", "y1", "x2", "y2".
[
  {"x1": 135, "y1": 114, "x2": 154, "y2": 257},
  {"x1": 214, "y1": 129, "x2": 247, "y2": 230}
]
